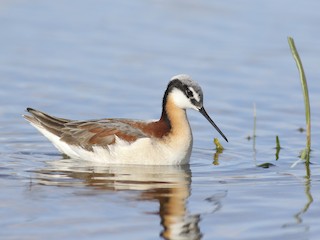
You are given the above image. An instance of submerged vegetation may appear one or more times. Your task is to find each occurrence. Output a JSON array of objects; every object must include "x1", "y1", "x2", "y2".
[
  {"x1": 227, "y1": 38, "x2": 312, "y2": 171},
  {"x1": 213, "y1": 138, "x2": 224, "y2": 165},
  {"x1": 210, "y1": 37, "x2": 312, "y2": 175}
]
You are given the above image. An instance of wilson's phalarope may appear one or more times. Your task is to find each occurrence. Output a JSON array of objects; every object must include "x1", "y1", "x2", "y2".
[{"x1": 24, "y1": 74, "x2": 228, "y2": 165}]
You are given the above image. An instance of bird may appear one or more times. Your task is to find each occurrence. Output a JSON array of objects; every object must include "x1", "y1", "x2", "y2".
[{"x1": 24, "y1": 74, "x2": 228, "y2": 165}]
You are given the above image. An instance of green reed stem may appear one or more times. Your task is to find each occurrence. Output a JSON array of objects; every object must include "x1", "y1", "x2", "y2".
[
  {"x1": 275, "y1": 135, "x2": 281, "y2": 160},
  {"x1": 288, "y1": 37, "x2": 311, "y2": 152},
  {"x1": 253, "y1": 103, "x2": 256, "y2": 153},
  {"x1": 276, "y1": 135, "x2": 281, "y2": 149}
]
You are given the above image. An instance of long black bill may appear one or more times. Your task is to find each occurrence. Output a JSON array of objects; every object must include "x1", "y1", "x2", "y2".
[{"x1": 199, "y1": 107, "x2": 228, "y2": 142}]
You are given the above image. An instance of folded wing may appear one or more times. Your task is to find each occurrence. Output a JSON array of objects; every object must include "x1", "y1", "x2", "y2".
[{"x1": 24, "y1": 108, "x2": 148, "y2": 151}]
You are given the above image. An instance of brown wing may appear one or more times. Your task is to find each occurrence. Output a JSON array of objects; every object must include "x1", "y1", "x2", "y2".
[
  {"x1": 24, "y1": 108, "x2": 149, "y2": 151},
  {"x1": 61, "y1": 120, "x2": 148, "y2": 150}
]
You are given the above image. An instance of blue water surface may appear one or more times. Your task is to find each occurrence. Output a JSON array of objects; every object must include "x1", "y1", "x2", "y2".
[{"x1": 1, "y1": 1, "x2": 320, "y2": 239}]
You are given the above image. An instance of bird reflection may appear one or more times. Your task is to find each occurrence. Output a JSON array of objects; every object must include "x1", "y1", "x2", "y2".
[{"x1": 31, "y1": 159, "x2": 202, "y2": 240}]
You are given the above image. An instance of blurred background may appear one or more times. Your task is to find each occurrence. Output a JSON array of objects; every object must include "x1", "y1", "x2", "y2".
[{"x1": 1, "y1": 1, "x2": 320, "y2": 239}]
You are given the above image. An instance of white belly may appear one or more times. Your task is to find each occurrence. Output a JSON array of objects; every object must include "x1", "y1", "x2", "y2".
[{"x1": 32, "y1": 123, "x2": 193, "y2": 165}]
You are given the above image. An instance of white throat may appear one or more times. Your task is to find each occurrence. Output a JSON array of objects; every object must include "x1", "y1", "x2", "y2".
[{"x1": 170, "y1": 88, "x2": 198, "y2": 111}]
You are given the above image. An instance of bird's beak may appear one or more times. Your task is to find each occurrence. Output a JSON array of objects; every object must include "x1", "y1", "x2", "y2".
[{"x1": 199, "y1": 107, "x2": 228, "y2": 142}]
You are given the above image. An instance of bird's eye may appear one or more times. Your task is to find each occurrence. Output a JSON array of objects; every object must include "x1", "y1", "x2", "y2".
[{"x1": 186, "y1": 88, "x2": 194, "y2": 97}]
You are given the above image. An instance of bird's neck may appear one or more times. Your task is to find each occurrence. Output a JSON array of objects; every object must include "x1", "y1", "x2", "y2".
[
  {"x1": 158, "y1": 92, "x2": 193, "y2": 164},
  {"x1": 160, "y1": 94, "x2": 191, "y2": 138}
]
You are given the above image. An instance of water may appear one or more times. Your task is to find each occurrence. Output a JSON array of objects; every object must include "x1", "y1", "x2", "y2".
[{"x1": 1, "y1": 1, "x2": 320, "y2": 239}]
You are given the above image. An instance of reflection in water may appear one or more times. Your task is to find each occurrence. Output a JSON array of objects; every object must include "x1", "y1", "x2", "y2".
[
  {"x1": 213, "y1": 147, "x2": 224, "y2": 165},
  {"x1": 283, "y1": 161, "x2": 313, "y2": 234},
  {"x1": 294, "y1": 178, "x2": 313, "y2": 224},
  {"x1": 294, "y1": 161, "x2": 313, "y2": 224},
  {"x1": 31, "y1": 159, "x2": 202, "y2": 240},
  {"x1": 212, "y1": 138, "x2": 224, "y2": 165}
]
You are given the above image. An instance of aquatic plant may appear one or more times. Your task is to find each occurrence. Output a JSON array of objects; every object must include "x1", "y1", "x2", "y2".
[
  {"x1": 287, "y1": 37, "x2": 311, "y2": 160},
  {"x1": 275, "y1": 135, "x2": 281, "y2": 160},
  {"x1": 213, "y1": 138, "x2": 224, "y2": 151},
  {"x1": 213, "y1": 138, "x2": 224, "y2": 165}
]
